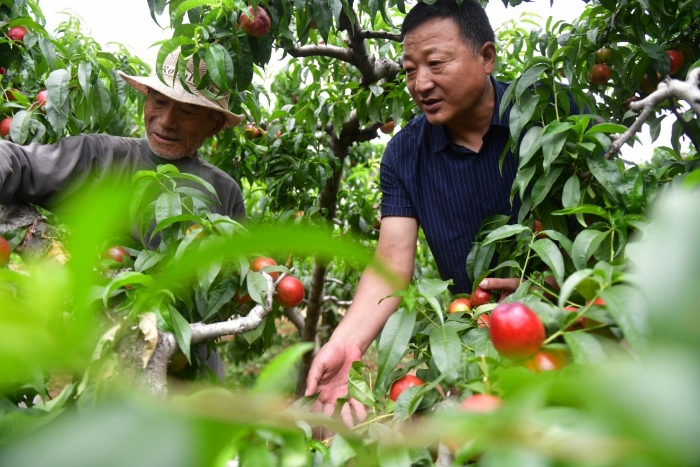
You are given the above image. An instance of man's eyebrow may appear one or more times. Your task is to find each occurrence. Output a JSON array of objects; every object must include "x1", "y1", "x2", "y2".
[
  {"x1": 180, "y1": 102, "x2": 205, "y2": 113},
  {"x1": 403, "y1": 45, "x2": 445, "y2": 58}
]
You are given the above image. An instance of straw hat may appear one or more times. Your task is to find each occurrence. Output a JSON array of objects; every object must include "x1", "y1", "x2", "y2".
[{"x1": 119, "y1": 52, "x2": 244, "y2": 129}]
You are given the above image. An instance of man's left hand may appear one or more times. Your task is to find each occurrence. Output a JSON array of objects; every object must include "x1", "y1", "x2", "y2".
[
  {"x1": 479, "y1": 275, "x2": 559, "y2": 302},
  {"x1": 478, "y1": 277, "x2": 521, "y2": 301}
]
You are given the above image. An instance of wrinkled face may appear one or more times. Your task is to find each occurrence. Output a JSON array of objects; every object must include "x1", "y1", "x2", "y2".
[
  {"x1": 144, "y1": 90, "x2": 224, "y2": 159},
  {"x1": 403, "y1": 17, "x2": 494, "y2": 128}
]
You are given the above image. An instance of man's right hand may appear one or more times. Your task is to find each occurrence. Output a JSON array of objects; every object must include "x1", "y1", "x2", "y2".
[
  {"x1": 305, "y1": 339, "x2": 368, "y2": 439},
  {"x1": 304, "y1": 217, "x2": 418, "y2": 439}
]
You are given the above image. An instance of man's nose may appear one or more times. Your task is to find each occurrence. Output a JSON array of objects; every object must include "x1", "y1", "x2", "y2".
[
  {"x1": 413, "y1": 68, "x2": 435, "y2": 95},
  {"x1": 157, "y1": 104, "x2": 179, "y2": 130}
]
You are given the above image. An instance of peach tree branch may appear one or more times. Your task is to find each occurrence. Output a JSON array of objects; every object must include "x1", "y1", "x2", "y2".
[
  {"x1": 190, "y1": 271, "x2": 282, "y2": 344},
  {"x1": 287, "y1": 45, "x2": 356, "y2": 65},
  {"x1": 606, "y1": 68, "x2": 700, "y2": 158}
]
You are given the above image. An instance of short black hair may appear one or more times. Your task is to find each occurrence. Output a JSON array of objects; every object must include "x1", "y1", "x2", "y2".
[{"x1": 401, "y1": 0, "x2": 495, "y2": 54}]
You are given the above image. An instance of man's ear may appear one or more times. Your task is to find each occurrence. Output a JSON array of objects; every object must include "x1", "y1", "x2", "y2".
[
  {"x1": 479, "y1": 42, "x2": 496, "y2": 75},
  {"x1": 207, "y1": 112, "x2": 226, "y2": 137}
]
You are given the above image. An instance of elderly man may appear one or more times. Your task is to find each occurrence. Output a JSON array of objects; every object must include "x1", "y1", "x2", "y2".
[
  {"x1": 0, "y1": 52, "x2": 246, "y2": 379},
  {"x1": 306, "y1": 0, "x2": 531, "y2": 431},
  {"x1": 0, "y1": 52, "x2": 245, "y2": 226}
]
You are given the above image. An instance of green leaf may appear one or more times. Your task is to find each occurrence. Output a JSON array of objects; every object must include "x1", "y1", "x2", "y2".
[
  {"x1": 553, "y1": 204, "x2": 608, "y2": 219},
  {"x1": 531, "y1": 166, "x2": 564, "y2": 209},
  {"x1": 377, "y1": 437, "x2": 412, "y2": 467},
  {"x1": 419, "y1": 293, "x2": 445, "y2": 326},
  {"x1": 562, "y1": 174, "x2": 581, "y2": 208},
  {"x1": 151, "y1": 213, "x2": 201, "y2": 238},
  {"x1": 38, "y1": 37, "x2": 58, "y2": 70},
  {"x1": 392, "y1": 385, "x2": 424, "y2": 422},
  {"x1": 9, "y1": 111, "x2": 31, "y2": 145},
  {"x1": 486, "y1": 260, "x2": 521, "y2": 276},
  {"x1": 348, "y1": 361, "x2": 376, "y2": 407},
  {"x1": 518, "y1": 126, "x2": 544, "y2": 167},
  {"x1": 515, "y1": 64, "x2": 549, "y2": 102},
  {"x1": 572, "y1": 230, "x2": 608, "y2": 270},
  {"x1": 530, "y1": 238, "x2": 565, "y2": 285},
  {"x1": 169, "y1": 306, "x2": 192, "y2": 363},
  {"x1": 542, "y1": 132, "x2": 568, "y2": 171},
  {"x1": 542, "y1": 120, "x2": 574, "y2": 136},
  {"x1": 174, "y1": 227, "x2": 202, "y2": 260},
  {"x1": 156, "y1": 37, "x2": 195, "y2": 86},
  {"x1": 481, "y1": 224, "x2": 530, "y2": 246},
  {"x1": 513, "y1": 164, "x2": 537, "y2": 202},
  {"x1": 499, "y1": 80, "x2": 516, "y2": 118},
  {"x1": 539, "y1": 230, "x2": 574, "y2": 256},
  {"x1": 313, "y1": 0, "x2": 334, "y2": 42},
  {"x1": 473, "y1": 242, "x2": 497, "y2": 284},
  {"x1": 376, "y1": 308, "x2": 416, "y2": 393},
  {"x1": 478, "y1": 215, "x2": 512, "y2": 235},
  {"x1": 170, "y1": 0, "x2": 218, "y2": 20},
  {"x1": 168, "y1": 172, "x2": 218, "y2": 200},
  {"x1": 45, "y1": 69, "x2": 70, "y2": 134},
  {"x1": 429, "y1": 326, "x2": 461, "y2": 382},
  {"x1": 587, "y1": 157, "x2": 622, "y2": 203},
  {"x1": 600, "y1": 286, "x2": 650, "y2": 355},
  {"x1": 155, "y1": 192, "x2": 182, "y2": 224},
  {"x1": 78, "y1": 61, "x2": 92, "y2": 98},
  {"x1": 246, "y1": 271, "x2": 269, "y2": 305},
  {"x1": 129, "y1": 175, "x2": 158, "y2": 221},
  {"x1": 134, "y1": 250, "x2": 162, "y2": 272},
  {"x1": 557, "y1": 269, "x2": 594, "y2": 308},
  {"x1": 201, "y1": 275, "x2": 237, "y2": 321},
  {"x1": 509, "y1": 93, "x2": 539, "y2": 140},
  {"x1": 92, "y1": 80, "x2": 112, "y2": 130},
  {"x1": 329, "y1": 434, "x2": 356, "y2": 466},
  {"x1": 102, "y1": 272, "x2": 154, "y2": 308},
  {"x1": 254, "y1": 343, "x2": 314, "y2": 394},
  {"x1": 564, "y1": 332, "x2": 607, "y2": 364},
  {"x1": 174, "y1": 186, "x2": 218, "y2": 205},
  {"x1": 619, "y1": 166, "x2": 644, "y2": 213},
  {"x1": 417, "y1": 278, "x2": 451, "y2": 298},
  {"x1": 204, "y1": 43, "x2": 232, "y2": 92},
  {"x1": 586, "y1": 123, "x2": 628, "y2": 134}
]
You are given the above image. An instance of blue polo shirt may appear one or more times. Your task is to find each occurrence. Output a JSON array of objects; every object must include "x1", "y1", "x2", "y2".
[{"x1": 380, "y1": 77, "x2": 517, "y2": 294}]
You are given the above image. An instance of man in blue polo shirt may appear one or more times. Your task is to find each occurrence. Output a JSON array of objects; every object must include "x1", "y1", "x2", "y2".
[{"x1": 306, "y1": 0, "x2": 521, "y2": 430}]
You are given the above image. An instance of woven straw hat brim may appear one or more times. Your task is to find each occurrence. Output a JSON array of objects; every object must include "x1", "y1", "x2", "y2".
[{"x1": 118, "y1": 72, "x2": 244, "y2": 129}]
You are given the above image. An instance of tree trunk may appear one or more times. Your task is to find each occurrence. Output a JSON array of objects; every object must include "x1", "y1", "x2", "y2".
[
  {"x1": 115, "y1": 330, "x2": 177, "y2": 398},
  {"x1": 295, "y1": 138, "x2": 347, "y2": 396}
]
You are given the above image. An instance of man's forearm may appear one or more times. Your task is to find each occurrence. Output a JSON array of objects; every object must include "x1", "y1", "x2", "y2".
[
  {"x1": 329, "y1": 268, "x2": 408, "y2": 353},
  {"x1": 329, "y1": 251, "x2": 414, "y2": 354}
]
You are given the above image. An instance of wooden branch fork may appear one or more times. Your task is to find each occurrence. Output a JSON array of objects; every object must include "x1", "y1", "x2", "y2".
[
  {"x1": 605, "y1": 68, "x2": 700, "y2": 159},
  {"x1": 121, "y1": 271, "x2": 286, "y2": 397}
]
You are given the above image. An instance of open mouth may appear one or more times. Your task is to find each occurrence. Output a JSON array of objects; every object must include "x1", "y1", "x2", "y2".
[{"x1": 421, "y1": 98, "x2": 441, "y2": 112}]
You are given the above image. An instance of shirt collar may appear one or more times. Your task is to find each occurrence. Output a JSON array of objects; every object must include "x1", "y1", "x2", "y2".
[{"x1": 431, "y1": 75, "x2": 511, "y2": 155}]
